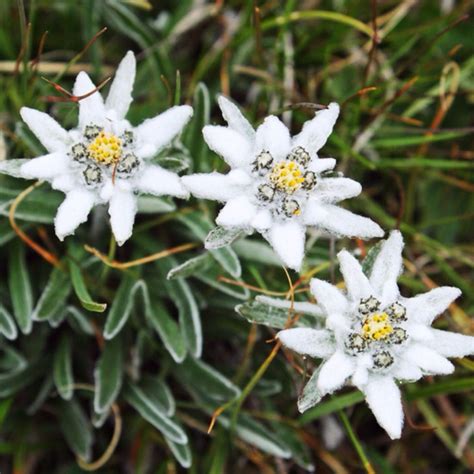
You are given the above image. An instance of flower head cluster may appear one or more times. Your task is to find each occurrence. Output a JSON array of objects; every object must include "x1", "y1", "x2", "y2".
[
  {"x1": 277, "y1": 231, "x2": 474, "y2": 438},
  {"x1": 182, "y1": 97, "x2": 383, "y2": 271},
  {"x1": 18, "y1": 51, "x2": 192, "y2": 245}
]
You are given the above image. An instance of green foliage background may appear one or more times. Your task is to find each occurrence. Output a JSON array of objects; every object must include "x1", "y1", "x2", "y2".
[{"x1": 0, "y1": 0, "x2": 473, "y2": 472}]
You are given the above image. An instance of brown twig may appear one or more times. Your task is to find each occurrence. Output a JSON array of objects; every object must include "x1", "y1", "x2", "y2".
[{"x1": 84, "y1": 242, "x2": 198, "y2": 270}]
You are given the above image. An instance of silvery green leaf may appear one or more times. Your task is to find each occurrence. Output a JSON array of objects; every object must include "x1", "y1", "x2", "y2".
[{"x1": 204, "y1": 226, "x2": 245, "y2": 250}]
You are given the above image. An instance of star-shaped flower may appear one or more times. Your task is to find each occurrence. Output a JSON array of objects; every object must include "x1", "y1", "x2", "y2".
[
  {"x1": 17, "y1": 51, "x2": 192, "y2": 244},
  {"x1": 277, "y1": 231, "x2": 474, "y2": 439},
  {"x1": 182, "y1": 96, "x2": 383, "y2": 271}
]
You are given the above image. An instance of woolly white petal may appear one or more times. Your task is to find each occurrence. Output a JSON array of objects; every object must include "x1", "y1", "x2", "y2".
[
  {"x1": 73, "y1": 72, "x2": 106, "y2": 129},
  {"x1": 307, "y1": 158, "x2": 336, "y2": 173},
  {"x1": 406, "y1": 323, "x2": 435, "y2": 342},
  {"x1": 218, "y1": 95, "x2": 255, "y2": 140},
  {"x1": 292, "y1": 103, "x2": 340, "y2": 153},
  {"x1": 54, "y1": 189, "x2": 96, "y2": 240},
  {"x1": 136, "y1": 165, "x2": 188, "y2": 198},
  {"x1": 20, "y1": 153, "x2": 69, "y2": 180},
  {"x1": 310, "y1": 278, "x2": 348, "y2": 315},
  {"x1": 105, "y1": 50, "x2": 136, "y2": 120},
  {"x1": 255, "y1": 116, "x2": 291, "y2": 161},
  {"x1": 363, "y1": 377, "x2": 403, "y2": 439},
  {"x1": 369, "y1": 230, "x2": 403, "y2": 304},
  {"x1": 109, "y1": 190, "x2": 137, "y2": 246},
  {"x1": 266, "y1": 221, "x2": 305, "y2": 271},
  {"x1": 20, "y1": 107, "x2": 70, "y2": 153},
  {"x1": 251, "y1": 209, "x2": 273, "y2": 231},
  {"x1": 403, "y1": 344, "x2": 454, "y2": 375},
  {"x1": 314, "y1": 177, "x2": 362, "y2": 203},
  {"x1": 216, "y1": 196, "x2": 257, "y2": 227},
  {"x1": 392, "y1": 360, "x2": 423, "y2": 382},
  {"x1": 352, "y1": 359, "x2": 370, "y2": 388},
  {"x1": 317, "y1": 351, "x2": 355, "y2": 394},
  {"x1": 52, "y1": 174, "x2": 76, "y2": 193},
  {"x1": 337, "y1": 250, "x2": 372, "y2": 301},
  {"x1": 304, "y1": 202, "x2": 384, "y2": 239},
  {"x1": 278, "y1": 328, "x2": 335, "y2": 358},
  {"x1": 202, "y1": 125, "x2": 252, "y2": 168},
  {"x1": 425, "y1": 329, "x2": 474, "y2": 358},
  {"x1": 182, "y1": 170, "x2": 250, "y2": 201},
  {"x1": 404, "y1": 287, "x2": 461, "y2": 325},
  {"x1": 135, "y1": 105, "x2": 193, "y2": 158}
]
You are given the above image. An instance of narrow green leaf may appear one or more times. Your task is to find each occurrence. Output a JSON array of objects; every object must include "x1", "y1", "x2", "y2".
[
  {"x1": 0, "y1": 304, "x2": 18, "y2": 340},
  {"x1": 137, "y1": 195, "x2": 176, "y2": 214},
  {"x1": 0, "y1": 360, "x2": 46, "y2": 397},
  {"x1": 33, "y1": 266, "x2": 71, "y2": 321},
  {"x1": 175, "y1": 357, "x2": 240, "y2": 402},
  {"x1": 68, "y1": 244, "x2": 107, "y2": 313},
  {"x1": 146, "y1": 298, "x2": 187, "y2": 363},
  {"x1": 54, "y1": 334, "x2": 74, "y2": 401},
  {"x1": 165, "y1": 437, "x2": 192, "y2": 469},
  {"x1": 8, "y1": 241, "x2": 33, "y2": 334},
  {"x1": 377, "y1": 158, "x2": 473, "y2": 170},
  {"x1": 124, "y1": 382, "x2": 188, "y2": 444},
  {"x1": 167, "y1": 253, "x2": 212, "y2": 280},
  {"x1": 205, "y1": 226, "x2": 244, "y2": 250},
  {"x1": 59, "y1": 399, "x2": 93, "y2": 462},
  {"x1": 218, "y1": 413, "x2": 291, "y2": 458},
  {"x1": 178, "y1": 213, "x2": 241, "y2": 278},
  {"x1": 104, "y1": 277, "x2": 142, "y2": 339},
  {"x1": 183, "y1": 82, "x2": 210, "y2": 172},
  {"x1": 140, "y1": 376, "x2": 176, "y2": 417},
  {"x1": 94, "y1": 335, "x2": 124, "y2": 414},
  {"x1": 235, "y1": 299, "x2": 322, "y2": 329}
]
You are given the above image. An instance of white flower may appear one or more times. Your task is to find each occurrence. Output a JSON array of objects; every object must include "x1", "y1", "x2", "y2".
[
  {"x1": 277, "y1": 231, "x2": 474, "y2": 439},
  {"x1": 182, "y1": 96, "x2": 383, "y2": 271},
  {"x1": 17, "y1": 51, "x2": 192, "y2": 245}
]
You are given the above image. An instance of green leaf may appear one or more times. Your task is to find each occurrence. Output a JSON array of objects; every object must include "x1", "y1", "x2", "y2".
[
  {"x1": 362, "y1": 240, "x2": 383, "y2": 277},
  {"x1": 183, "y1": 82, "x2": 210, "y2": 172},
  {"x1": 156, "y1": 256, "x2": 202, "y2": 359},
  {"x1": 124, "y1": 382, "x2": 188, "y2": 444},
  {"x1": 0, "y1": 360, "x2": 45, "y2": 398},
  {"x1": 205, "y1": 226, "x2": 245, "y2": 250},
  {"x1": 377, "y1": 158, "x2": 473, "y2": 170},
  {"x1": 175, "y1": 357, "x2": 240, "y2": 403},
  {"x1": 178, "y1": 213, "x2": 241, "y2": 278},
  {"x1": 165, "y1": 437, "x2": 192, "y2": 469},
  {"x1": 0, "y1": 304, "x2": 18, "y2": 340},
  {"x1": 235, "y1": 298, "x2": 322, "y2": 329},
  {"x1": 299, "y1": 391, "x2": 365, "y2": 424},
  {"x1": 104, "y1": 277, "x2": 142, "y2": 339},
  {"x1": 54, "y1": 334, "x2": 74, "y2": 401},
  {"x1": 137, "y1": 195, "x2": 176, "y2": 214},
  {"x1": 68, "y1": 244, "x2": 107, "y2": 313},
  {"x1": 0, "y1": 159, "x2": 26, "y2": 178},
  {"x1": 59, "y1": 399, "x2": 93, "y2": 462},
  {"x1": 218, "y1": 413, "x2": 291, "y2": 458},
  {"x1": 32, "y1": 265, "x2": 71, "y2": 321},
  {"x1": 140, "y1": 376, "x2": 175, "y2": 417},
  {"x1": 8, "y1": 241, "x2": 33, "y2": 334},
  {"x1": 297, "y1": 367, "x2": 322, "y2": 413},
  {"x1": 94, "y1": 335, "x2": 124, "y2": 414},
  {"x1": 167, "y1": 253, "x2": 212, "y2": 280},
  {"x1": 146, "y1": 298, "x2": 187, "y2": 363}
]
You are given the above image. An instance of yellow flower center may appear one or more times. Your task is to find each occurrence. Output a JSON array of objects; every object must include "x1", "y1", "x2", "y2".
[
  {"x1": 269, "y1": 161, "x2": 305, "y2": 193},
  {"x1": 87, "y1": 131, "x2": 122, "y2": 165},
  {"x1": 362, "y1": 312, "x2": 393, "y2": 341}
]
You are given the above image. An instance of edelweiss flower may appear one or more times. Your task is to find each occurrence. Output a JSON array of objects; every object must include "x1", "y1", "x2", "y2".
[
  {"x1": 278, "y1": 231, "x2": 474, "y2": 439},
  {"x1": 182, "y1": 96, "x2": 383, "y2": 271},
  {"x1": 18, "y1": 51, "x2": 192, "y2": 244}
]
